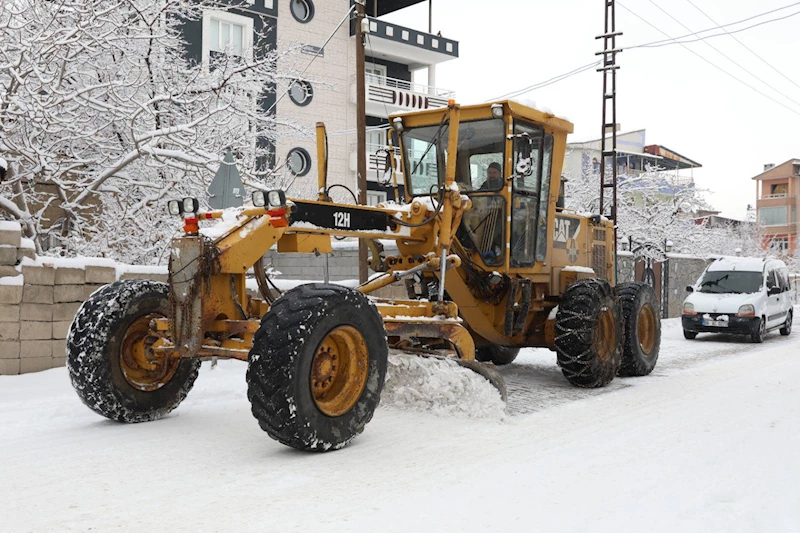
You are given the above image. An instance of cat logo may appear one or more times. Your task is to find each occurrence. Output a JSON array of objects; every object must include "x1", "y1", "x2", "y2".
[{"x1": 554, "y1": 216, "x2": 580, "y2": 250}]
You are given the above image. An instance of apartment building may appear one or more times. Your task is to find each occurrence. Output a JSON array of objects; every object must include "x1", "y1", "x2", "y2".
[
  {"x1": 181, "y1": 0, "x2": 458, "y2": 205},
  {"x1": 563, "y1": 129, "x2": 701, "y2": 185},
  {"x1": 753, "y1": 159, "x2": 800, "y2": 253}
]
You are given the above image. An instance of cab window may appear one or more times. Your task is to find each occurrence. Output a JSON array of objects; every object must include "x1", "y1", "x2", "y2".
[
  {"x1": 510, "y1": 121, "x2": 544, "y2": 267},
  {"x1": 535, "y1": 134, "x2": 555, "y2": 262},
  {"x1": 402, "y1": 123, "x2": 446, "y2": 196},
  {"x1": 401, "y1": 118, "x2": 506, "y2": 196}
]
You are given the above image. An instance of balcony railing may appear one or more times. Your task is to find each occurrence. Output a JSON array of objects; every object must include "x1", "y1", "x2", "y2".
[
  {"x1": 760, "y1": 193, "x2": 790, "y2": 199},
  {"x1": 354, "y1": 74, "x2": 455, "y2": 117},
  {"x1": 350, "y1": 141, "x2": 438, "y2": 181},
  {"x1": 365, "y1": 74, "x2": 455, "y2": 98}
]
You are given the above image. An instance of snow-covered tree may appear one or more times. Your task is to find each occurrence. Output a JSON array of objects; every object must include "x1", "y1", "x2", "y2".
[
  {"x1": 563, "y1": 148, "x2": 712, "y2": 253},
  {"x1": 0, "y1": 0, "x2": 302, "y2": 263}
]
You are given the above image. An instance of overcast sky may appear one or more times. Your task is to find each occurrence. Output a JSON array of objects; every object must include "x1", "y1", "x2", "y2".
[{"x1": 384, "y1": 0, "x2": 800, "y2": 219}]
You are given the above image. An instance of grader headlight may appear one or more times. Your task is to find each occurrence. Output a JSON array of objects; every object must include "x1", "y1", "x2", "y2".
[
  {"x1": 252, "y1": 191, "x2": 266, "y2": 207},
  {"x1": 167, "y1": 200, "x2": 182, "y2": 216},
  {"x1": 182, "y1": 197, "x2": 199, "y2": 215},
  {"x1": 267, "y1": 189, "x2": 286, "y2": 208}
]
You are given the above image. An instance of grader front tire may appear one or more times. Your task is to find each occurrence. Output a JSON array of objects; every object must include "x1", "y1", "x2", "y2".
[
  {"x1": 616, "y1": 282, "x2": 661, "y2": 377},
  {"x1": 555, "y1": 278, "x2": 622, "y2": 388},
  {"x1": 67, "y1": 280, "x2": 201, "y2": 423},
  {"x1": 246, "y1": 284, "x2": 388, "y2": 452}
]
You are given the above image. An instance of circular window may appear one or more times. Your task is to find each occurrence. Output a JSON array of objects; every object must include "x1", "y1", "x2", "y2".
[
  {"x1": 288, "y1": 80, "x2": 313, "y2": 106},
  {"x1": 287, "y1": 147, "x2": 312, "y2": 176},
  {"x1": 290, "y1": 0, "x2": 314, "y2": 23}
]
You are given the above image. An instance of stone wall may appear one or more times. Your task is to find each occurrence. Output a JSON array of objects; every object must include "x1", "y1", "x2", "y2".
[
  {"x1": 617, "y1": 250, "x2": 712, "y2": 318},
  {"x1": 666, "y1": 255, "x2": 712, "y2": 318},
  {"x1": 0, "y1": 222, "x2": 167, "y2": 376}
]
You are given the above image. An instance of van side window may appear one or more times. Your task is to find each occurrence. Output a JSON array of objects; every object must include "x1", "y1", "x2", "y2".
[
  {"x1": 778, "y1": 269, "x2": 790, "y2": 292},
  {"x1": 767, "y1": 270, "x2": 779, "y2": 291}
]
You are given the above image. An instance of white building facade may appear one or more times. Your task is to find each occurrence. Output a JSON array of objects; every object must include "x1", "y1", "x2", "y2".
[{"x1": 184, "y1": 0, "x2": 459, "y2": 204}]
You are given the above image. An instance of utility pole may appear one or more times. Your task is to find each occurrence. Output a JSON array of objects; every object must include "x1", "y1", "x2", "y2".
[
  {"x1": 356, "y1": 0, "x2": 369, "y2": 284},
  {"x1": 596, "y1": 0, "x2": 621, "y2": 277}
]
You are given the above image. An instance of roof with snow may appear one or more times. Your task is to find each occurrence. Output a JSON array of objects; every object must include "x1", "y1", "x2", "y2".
[{"x1": 708, "y1": 257, "x2": 768, "y2": 273}]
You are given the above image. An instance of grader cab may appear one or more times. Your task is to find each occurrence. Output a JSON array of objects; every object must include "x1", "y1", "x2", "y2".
[{"x1": 66, "y1": 100, "x2": 661, "y2": 452}]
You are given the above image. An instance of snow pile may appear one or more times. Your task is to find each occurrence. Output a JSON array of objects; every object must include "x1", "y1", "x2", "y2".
[
  {"x1": 199, "y1": 207, "x2": 245, "y2": 240},
  {"x1": 0, "y1": 220, "x2": 21, "y2": 231},
  {"x1": 380, "y1": 351, "x2": 505, "y2": 420}
]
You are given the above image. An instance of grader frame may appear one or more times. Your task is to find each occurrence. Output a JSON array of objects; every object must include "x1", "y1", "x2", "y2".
[
  {"x1": 155, "y1": 101, "x2": 611, "y2": 361},
  {"x1": 66, "y1": 100, "x2": 661, "y2": 452}
]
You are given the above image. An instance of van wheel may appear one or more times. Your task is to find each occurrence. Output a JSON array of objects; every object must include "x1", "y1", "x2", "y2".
[
  {"x1": 751, "y1": 318, "x2": 765, "y2": 343},
  {"x1": 780, "y1": 311, "x2": 792, "y2": 336},
  {"x1": 683, "y1": 330, "x2": 697, "y2": 340}
]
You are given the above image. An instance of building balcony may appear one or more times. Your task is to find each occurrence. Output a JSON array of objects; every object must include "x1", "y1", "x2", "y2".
[
  {"x1": 757, "y1": 194, "x2": 797, "y2": 208},
  {"x1": 351, "y1": 74, "x2": 455, "y2": 118},
  {"x1": 351, "y1": 17, "x2": 458, "y2": 69}
]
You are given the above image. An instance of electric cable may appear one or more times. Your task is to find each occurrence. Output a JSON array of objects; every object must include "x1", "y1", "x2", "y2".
[
  {"x1": 617, "y1": 1, "x2": 800, "y2": 117},
  {"x1": 643, "y1": 0, "x2": 800, "y2": 109},
  {"x1": 683, "y1": 0, "x2": 800, "y2": 91},
  {"x1": 487, "y1": 2, "x2": 800, "y2": 103}
]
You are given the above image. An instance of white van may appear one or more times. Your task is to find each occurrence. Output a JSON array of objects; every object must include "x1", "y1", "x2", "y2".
[{"x1": 682, "y1": 257, "x2": 794, "y2": 343}]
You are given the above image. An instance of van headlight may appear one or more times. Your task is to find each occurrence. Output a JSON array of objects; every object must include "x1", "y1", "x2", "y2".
[
  {"x1": 737, "y1": 304, "x2": 755, "y2": 317},
  {"x1": 683, "y1": 302, "x2": 695, "y2": 315}
]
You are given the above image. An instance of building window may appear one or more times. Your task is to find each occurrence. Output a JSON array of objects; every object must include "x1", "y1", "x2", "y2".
[
  {"x1": 290, "y1": 0, "x2": 314, "y2": 23},
  {"x1": 287, "y1": 147, "x2": 312, "y2": 176},
  {"x1": 759, "y1": 206, "x2": 788, "y2": 227},
  {"x1": 202, "y1": 11, "x2": 253, "y2": 61},
  {"x1": 771, "y1": 183, "x2": 788, "y2": 196},
  {"x1": 770, "y1": 237, "x2": 789, "y2": 252},
  {"x1": 367, "y1": 191, "x2": 387, "y2": 206},
  {"x1": 288, "y1": 81, "x2": 313, "y2": 106},
  {"x1": 365, "y1": 64, "x2": 387, "y2": 84}
]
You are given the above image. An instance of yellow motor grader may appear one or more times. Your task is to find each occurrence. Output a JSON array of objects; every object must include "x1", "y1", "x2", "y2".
[{"x1": 66, "y1": 100, "x2": 661, "y2": 452}]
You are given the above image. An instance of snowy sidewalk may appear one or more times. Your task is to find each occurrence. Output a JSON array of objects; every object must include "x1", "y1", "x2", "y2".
[{"x1": 1, "y1": 318, "x2": 799, "y2": 532}]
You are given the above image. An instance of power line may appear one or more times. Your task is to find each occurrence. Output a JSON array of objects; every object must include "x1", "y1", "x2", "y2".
[
  {"x1": 643, "y1": 0, "x2": 800, "y2": 109},
  {"x1": 617, "y1": 1, "x2": 800, "y2": 117},
  {"x1": 684, "y1": 0, "x2": 800, "y2": 92},
  {"x1": 483, "y1": 2, "x2": 800, "y2": 103},
  {"x1": 626, "y1": 1, "x2": 800, "y2": 49},
  {"x1": 486, "y1": 60, "x2": 602, "y2": 102}
]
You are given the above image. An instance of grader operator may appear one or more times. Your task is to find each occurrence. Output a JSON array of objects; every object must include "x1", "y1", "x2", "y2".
[{"x1": 66, "y1": 100, "x2": 661, "y2": 452}]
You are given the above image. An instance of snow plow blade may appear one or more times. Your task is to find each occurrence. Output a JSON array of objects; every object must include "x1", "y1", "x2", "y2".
[{"x1": 455, "y1": 359, "x2": 508, "y2": 402}]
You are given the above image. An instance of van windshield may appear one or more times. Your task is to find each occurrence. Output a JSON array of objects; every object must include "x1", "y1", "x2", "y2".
[{"x1": 697, "y1": 271, "x2": 763, "y2": 294}]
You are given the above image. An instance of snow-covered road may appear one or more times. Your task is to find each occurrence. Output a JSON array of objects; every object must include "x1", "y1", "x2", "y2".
[{"x1": 2, "y1": 318, "x2": 799, "y2": 532}]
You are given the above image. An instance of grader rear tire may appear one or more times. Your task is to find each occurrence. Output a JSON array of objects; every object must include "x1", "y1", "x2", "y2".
[
  {"x1": 475, "y1": 345, "x2": 520, "y2": 366},
  {"x1": 67, "y1": 280, "x2": 201, "y2": 423},
  {"x1": 246, "y1": 284, "x2": 388, "y2": 452},
  {"x1": 555, "y1": 278, "x2": 622, "y2": 388},
  {"x1": 616, "y1": 282, "x2": 661, "y2": 377}
]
